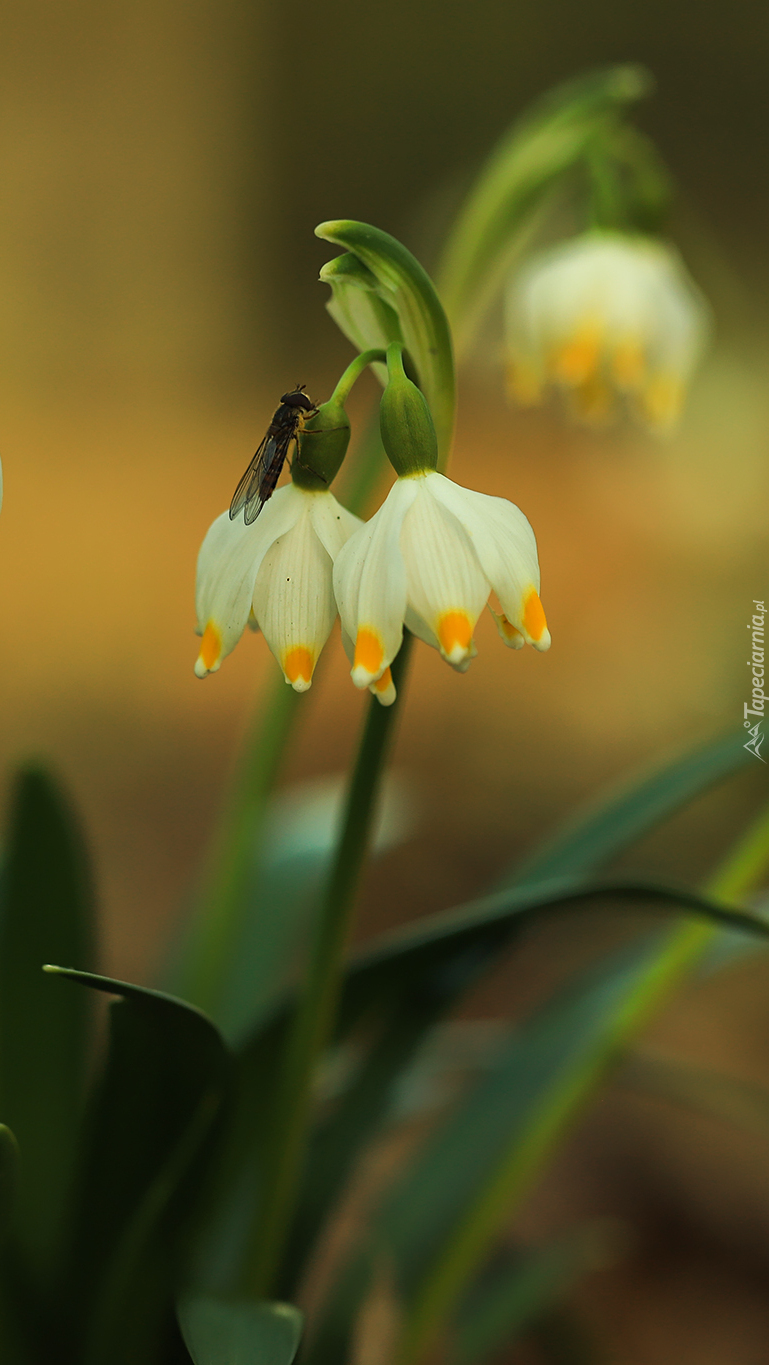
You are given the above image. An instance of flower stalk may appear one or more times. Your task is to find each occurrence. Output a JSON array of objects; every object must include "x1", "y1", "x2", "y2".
[{"x1": 246, "y1": 636, "x2": 414, "y2": 1295}]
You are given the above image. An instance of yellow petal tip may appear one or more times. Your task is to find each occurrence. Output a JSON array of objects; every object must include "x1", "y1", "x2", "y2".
[
  {"x1": 195, "y1": 622, "x2": 222, "y2": 677},
  {"x1": 352, "y1": 627, "x2": 385, "y2": 687},
  {"x1": 494, "y1": 611, "x2": 525, "y2": 649},
  {"x1": 370, "y1": 666, "x2": 396, "y2": 706},
  {"x1": 283, "y1": 645, "x2": 315, "y2": 691},
  {"x1": 522, "y1": 590, "x2": 548, "y2": 644},
  {"x1": 437, "y1": 610, "x2": 474, "y2": 665}
]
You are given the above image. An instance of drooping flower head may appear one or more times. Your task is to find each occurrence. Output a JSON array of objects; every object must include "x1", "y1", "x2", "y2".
[
  {"x1": 195, "y1": 482, "x2": 361, "y2": 692},
  {"x1": 334, "y1": 471, "x2": 550, "y2": 691},
  {"x1": 505, "y1": 231, "x2": 710, "y2": 431},
  {"x1": 333, "y1": 344, "x2": 550, "y2": 693},
  {"x1": 194, "y1": 372, "x2": 375, "y2": 693}
]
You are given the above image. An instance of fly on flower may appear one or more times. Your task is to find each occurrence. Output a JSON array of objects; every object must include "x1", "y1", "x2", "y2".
[{"x1": 230, "y1": 386, "x2": 318, "y2": 524}]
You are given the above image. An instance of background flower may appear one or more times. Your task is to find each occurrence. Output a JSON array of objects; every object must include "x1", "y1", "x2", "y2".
[{"x1": 505, "y1": 231, "x2": 711, "y2": 429}]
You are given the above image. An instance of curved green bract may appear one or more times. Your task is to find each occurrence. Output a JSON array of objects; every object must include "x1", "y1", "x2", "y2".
[
  {"x1": 437, "y1": 64, "x2": 653, "y2": 352},
  {"x1": 46, "y1": 967, "x2": 230, "y2": 1365},
  {"x1": 318, "y1": 253, "x2": 399, "y2": 391},
  {"x1": 316, "y1": 220, "x2": 456, "y2": 468}
]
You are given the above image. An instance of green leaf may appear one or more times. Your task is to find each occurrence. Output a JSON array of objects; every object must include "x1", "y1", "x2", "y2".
[
  {"x1": 46, "y1": 968, "x2": 230, "y2": 1365},
  {"x1": 316, "y1": 220, "x2": 456, "y2": 468},
  {"x1": 339, "y1": 876, "x2": 768, "y2": 1030},
  {"x1": 0, "y1": 1127, "x2": 33, "y2": 1365},
  {"x1": 177, "y1": 1297, "x2": 303, "y2": 1365},
  {"x1": 305, "y1": 933, "x2": 679, "y2": 1365},
  {"x1": 275, "y1": 876, "x2": 764, "y2": 1295},
  {"x1": 0, "y1": 1126, "x2": 18, "y2": 1236},
  {"x1": 508, "y1": 730, "x2": 757, "y2": 888},
  {"x1": 453, "y1": 1226, "x2": 608, "y2": 1365},
  {"x1": 0, "y1": 766, "x2": 96, "y2": 1274},
  {"x1": 436, "y1": 64, "x2": 652, "y2": 350}
]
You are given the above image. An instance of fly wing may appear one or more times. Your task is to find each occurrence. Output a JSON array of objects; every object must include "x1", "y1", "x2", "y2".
[{"x1": 229, "y1": 431, "x2": 288, "y2": 524}]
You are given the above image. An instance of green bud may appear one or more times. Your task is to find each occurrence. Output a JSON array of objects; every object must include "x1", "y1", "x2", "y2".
[
  {"x1": 293, "y1": 398, "x2": 351, "y2": 491},
  {"x1": 379, "y1": 344, "x2": 438, "y2": 477}
]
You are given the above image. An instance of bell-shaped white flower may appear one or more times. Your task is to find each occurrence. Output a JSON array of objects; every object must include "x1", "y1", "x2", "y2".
[
  {"x1": 333, "y1": 471, "x2": 550, "y2": 691},
  {"x1": 505, "y1": 231, "x2": 710, "y2": 431},
  {"x1": 195, "y1": 483, "x2": 361, "y2": 692}
]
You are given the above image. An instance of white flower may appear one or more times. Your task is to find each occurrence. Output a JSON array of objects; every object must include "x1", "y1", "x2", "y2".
[
  {"x1": 195, "y1": 484, "x2": 361, "y2": 691},
  {"x1": 505, "y1": 231, "x2": 710, "y2": 431},
  {"x1": 333, "y1": 471, "x2": 550, "y2": 691}
]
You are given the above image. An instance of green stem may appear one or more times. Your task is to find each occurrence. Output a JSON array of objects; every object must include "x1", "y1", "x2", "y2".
[
  {"x1": 175, "y1": 678, "x2": 302, "y2": 1013},
  {"x1": 246, "y1": 636, "x2": 414, "y2": 1295},
  {"x1": 398, "y1": 801, "x2": 769, "y2": 1365},
  {"x1": 330, "y1": 348, "x2": 386, "y2": 406}
]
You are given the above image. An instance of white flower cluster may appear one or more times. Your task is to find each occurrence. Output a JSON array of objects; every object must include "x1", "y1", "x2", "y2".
[{"x1": 195, "y1": 472, "x2": 550, "y2": 705}]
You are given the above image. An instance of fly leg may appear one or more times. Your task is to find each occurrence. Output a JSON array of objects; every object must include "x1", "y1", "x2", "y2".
[{"x1": 292, "y1": 426, "x2": 348, "y2": 484}]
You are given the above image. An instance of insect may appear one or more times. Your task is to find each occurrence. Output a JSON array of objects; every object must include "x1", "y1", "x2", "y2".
[{"x1": 229, "y1": 386, "x2": 318, "y2": 524}]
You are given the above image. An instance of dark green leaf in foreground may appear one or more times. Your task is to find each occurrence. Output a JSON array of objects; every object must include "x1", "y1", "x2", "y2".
[
  {"x1": 46, "y1": 969, "x2": 230, "y2": 1365},
  {"x1": 0, "y1": 1125, "x2": 18, "y2": 1237},
  {"x1": 178, "y1": 1296, "x2": 303, "y2": 1365},
  {"x1": 0, "y1": 767, "x2": 96, "y2": 1273}
]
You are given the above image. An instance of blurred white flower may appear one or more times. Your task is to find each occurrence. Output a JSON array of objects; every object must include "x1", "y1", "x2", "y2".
[
  {"x1": 195, "y1": 484, "x2": 360, "y2": 692},
  {"x1": 505, "y1": 231, "x2": 710, "y2": 431},
  {"x1": 333, "y1": 471, "x2": 550, "y2": 694}
]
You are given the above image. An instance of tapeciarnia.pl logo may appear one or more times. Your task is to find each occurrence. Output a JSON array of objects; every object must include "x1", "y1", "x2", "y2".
[{"x1": 744, "y1": 599, "x2": 766, "y2": 762}]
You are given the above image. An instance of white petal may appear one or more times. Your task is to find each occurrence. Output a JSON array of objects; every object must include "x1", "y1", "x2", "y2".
[
  {"x1": 426, "y1": 474, "x2": 549, "y2": 648},
  {"x1": 307, "y1": 490, "x2": 363, "y2": 560},
  {"x1": 194, "y1": 486, "x2": 305, "y2": 676},
  {"x1": 252, "y1": 504, "x2": 336, "y2": 692},
  {"x1": 333, "y1": 479, "x2": 418, "y2": 687},
  {"x1": 400, "y1": 476, "x2": 489, "y2": 665}
]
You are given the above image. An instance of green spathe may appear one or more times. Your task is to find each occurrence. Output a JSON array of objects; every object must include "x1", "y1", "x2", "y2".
[
  {"x1": 380, "y1": 344, "x2": 438, "y2": 477},
  {"x1": 316, "y1": 220, "x2": 455, "y2": 468}
]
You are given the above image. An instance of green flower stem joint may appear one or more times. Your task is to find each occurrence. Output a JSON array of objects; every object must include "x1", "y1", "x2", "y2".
[
  {"x1": 293, "y1": 348, "x2": 386, "y2": 491},
  {"x1": 379, "y1": 343, "x2": 439, "y2": 478}
]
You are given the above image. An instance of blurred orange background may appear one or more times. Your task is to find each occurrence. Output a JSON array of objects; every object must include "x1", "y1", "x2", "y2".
[{"x1": 0, "y1": 2, "x2": 767, "y2": 1359}]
